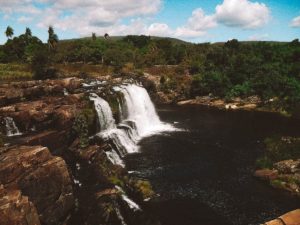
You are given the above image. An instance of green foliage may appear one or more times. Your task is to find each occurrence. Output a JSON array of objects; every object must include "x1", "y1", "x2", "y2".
[
  {"x1": 255, "y1": 156, "x2": 273, "y2": 169},
  {"x1": 5, "y1": 26, "x2": 14, "y2": 39},
  {"x1": 191, "y1": 71, "x2": 230, "y2": 97},
  {"x1": 256, "y1": 136, "x2": 300, "y2": 169},
  {"x1": 72, "y1": 103, "x2": 96, "y2": 148},
  {"x1": 1, "y1": 29, "x2": 300, "y2": 112},
  {"x1": 31, "y1": 46, "x2": 58, "y2": 80},
  {"x1": 226, "y1": 82, "x2": 252, "y2": 99},
  {"x1": 270, "y1": 179, "x2": 285, "y2": 189},
  {"x1": 133, "y1": 180, "x2": 155, "y2": 199},
  {"x1": 109, "y1": 175, "x2": 124, "y2": 187}
]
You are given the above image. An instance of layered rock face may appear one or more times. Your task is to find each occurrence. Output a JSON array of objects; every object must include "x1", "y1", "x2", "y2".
[
  {"x1": 0, "y1": 185, "x2": 41, "y2": 225},
  {"x1": 0, "y1": 77, "x2": 82, "y2": 107},
  {"x1": 0, "y1": 145, "x2": 74, "y2": 225}
]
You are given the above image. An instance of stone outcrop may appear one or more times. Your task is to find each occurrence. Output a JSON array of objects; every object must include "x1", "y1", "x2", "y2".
[
  {"x1": 0, "y1": 185, "x2": 41, "y2": 225},
  {"x1": 0, "y1": 94, "x2": 84, "y2": 134},
  {"x1": 262, "y1": 209, "x2": 300, "y2": 225},
  {"x1": 0, "y1": 77, "x2": 82, "y2": 106},
  {"x1": 0, "y1": 145, "x2": 74, "y2": 225},
  {"x1": 255, "y1": 159, "x2": 300, "y2": 197},
  {"x1": 177, "y1": 95, "x2": 262, "y2": 111}
]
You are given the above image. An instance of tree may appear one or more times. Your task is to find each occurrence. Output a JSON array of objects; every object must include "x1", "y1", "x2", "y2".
[
  {"x1": 25, "y1": 27, "x2": 32, "y2": 37},
  {"x1": 5, "y1": 26, "x2": 14, "y2": 39},
  {"x1": 92, "y1": 33, "x2": 96, "y2": 41},
  {"x1": 48, "y1": 26, "x2": 59, "y2": 50}
]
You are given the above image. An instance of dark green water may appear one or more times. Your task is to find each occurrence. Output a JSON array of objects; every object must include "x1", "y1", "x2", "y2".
[{"x1": 125, "y1": 105, "x2": 300, "y2": 225}]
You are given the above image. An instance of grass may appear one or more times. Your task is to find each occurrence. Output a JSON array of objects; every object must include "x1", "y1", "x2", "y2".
[{"x1": 0, "y1": 63, "x2": 32, "y2": 81}]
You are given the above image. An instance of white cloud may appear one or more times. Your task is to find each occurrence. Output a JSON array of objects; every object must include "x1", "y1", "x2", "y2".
[
  {"x1": 187, "y1": 8, "x2": 217, "y2": 31},
  {"x1": 0, "y1": 0, "x2": 272, "y2": 41},
  {"x1": 17, "y1": 16, "x2": 33, "y2": 23},
  {"x1": 173, "y1": 8, "x2": 217, "y2": 38},
  {"x1": 215, "y1": 0, "x2": 270, "y2": 29},
  {"x1": 147, "y1": 23, "x2": 172, "y2": 36},
  {"x1": 290, "y1": 16, "x2": 300, "y2": 28}
]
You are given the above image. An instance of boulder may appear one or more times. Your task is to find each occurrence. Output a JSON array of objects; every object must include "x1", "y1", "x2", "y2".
[
  {"x1": 263, "y1": 209, "x2": 300, "y2": 225},
  {"x1": 0, "y1": 145, "x2": 74, "y2": 225},
  {"x1": 0, "y1": 185, "x2": 41, "y2": 225},
  {"x1": 254, "y1": 169, "x2": 279, "y2": 181},
  {"x1": 274, "y1": 160, "x2": 300, "y2": 174}
]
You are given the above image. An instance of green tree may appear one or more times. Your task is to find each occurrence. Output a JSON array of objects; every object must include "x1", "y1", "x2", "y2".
[
  {"x1": 48, "y1": 26, "x2": 59, "y2": 50},
  {"x1": 92, "y1": 33, "x2": 96, "y2": 41},
  {"x1": 5, "y1": 26, "x2": 14, "y2": 39},
  {"x1": 25, "y1": 27, "x2": 32, "y2": 38}
]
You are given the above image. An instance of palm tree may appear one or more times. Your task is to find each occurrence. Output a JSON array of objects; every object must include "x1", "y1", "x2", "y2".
[
  {"x1": 5, "y1": 26, "x2": 14, "y2": 39},
  {"x1": 92, "y1": 32, "x2": 96, "y2": 41},
  {"x1": 48, "y1": 26, "x2": 59, "y2": 50},
  {"x1": 104, "y1": 33, "x2": 109, "y2": 40},
  {"x1": 25, "y1": 27, "x2": 32, "y2": 37}
]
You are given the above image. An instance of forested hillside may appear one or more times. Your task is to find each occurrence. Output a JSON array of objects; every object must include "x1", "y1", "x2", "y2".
[{"x1": 1, "y1": 29, "x2": 300, "y2": 112}]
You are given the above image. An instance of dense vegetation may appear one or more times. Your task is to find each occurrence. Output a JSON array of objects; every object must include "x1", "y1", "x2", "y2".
[{"x1": 1, "y1": 26, "x2": 300, "y2": 112}]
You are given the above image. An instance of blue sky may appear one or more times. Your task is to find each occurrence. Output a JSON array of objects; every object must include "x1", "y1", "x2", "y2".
[{"x1": 0, "y1": 0, "x2": 299, "y2": 44}]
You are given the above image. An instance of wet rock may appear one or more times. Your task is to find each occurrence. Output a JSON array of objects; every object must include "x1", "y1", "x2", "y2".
[
  {"x1": 0, "y1": 145, "x2": 74, "y2": 225},
  {"x1": 177, "y1": 95, "x2": 261, "y2": 111},
  {"x1": 0, "y1": 185, "x2": 41, "y2": 225},
  {"x1": 274, "y1": 160, "x2": 300, "y2": 174},
  {"x1": 254, "y1": 169, "x2": 279, "y2": 181}
]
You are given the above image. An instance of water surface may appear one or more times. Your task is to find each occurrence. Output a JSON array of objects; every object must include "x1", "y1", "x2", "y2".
[{"x1": 125, "y1": 105, "x2": 300, "y2": 225}]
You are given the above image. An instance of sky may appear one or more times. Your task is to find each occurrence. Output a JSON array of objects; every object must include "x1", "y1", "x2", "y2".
[{"x1": 0, "y1": 0, "x2": 299, "y2": 44}]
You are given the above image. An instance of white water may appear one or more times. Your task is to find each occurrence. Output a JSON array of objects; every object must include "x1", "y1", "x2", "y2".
[
  {"x1": 90, "y1": 84, "x2": 177, "y2": 165},
  {"x1": 118, "y1": 84, "x2": 175, "y2": 137},
  {"x1": 115, "y1": 206, "x2": 128, "y2": 225},
  {"x1": 105, "y1": 149, "x2": 125, "y2": 168},
  {"x1": 4, "y1": 117, "x2": 22, "y2": 137},
  {"x1": 115, "y1": 186, "x2": 141, "y2": 212}
]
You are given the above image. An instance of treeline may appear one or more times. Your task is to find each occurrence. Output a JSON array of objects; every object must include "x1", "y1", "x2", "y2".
[{"x1": 1, "y1": 27, "x2": 300, "y2": 111}]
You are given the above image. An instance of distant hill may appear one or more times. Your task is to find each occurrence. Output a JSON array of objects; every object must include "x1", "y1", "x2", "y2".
[{"x1": 60, "y1": 35, "x2": 191, "y2": 45}]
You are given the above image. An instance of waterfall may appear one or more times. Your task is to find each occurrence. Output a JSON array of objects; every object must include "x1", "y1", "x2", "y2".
[
  {"x1": 118, "y1": 84, "x2": 174, "y2": 137},
  {"x1": 90, "y1": 83, "x2": 176, "y2": 166},
  {"x1": 4, "y1": 117, "x2": 22, "y2": 137},
  {"x1": 115, "y1": 186, "x2": 141, "y2": 212}
]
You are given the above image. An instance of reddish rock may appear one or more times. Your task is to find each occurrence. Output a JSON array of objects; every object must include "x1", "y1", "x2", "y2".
[
  {"x1": 263, "y1": 209, "x2": 300, "y2": 225},
  {"x1": 0, "y1": 185, "x2": 41, "y2": 225},
  {"x1": 254, "y1": 169, "x2": 279, "y2": 181},
  {"x1": 0, "y1": 145, "x2": 74, "y2": 225}
]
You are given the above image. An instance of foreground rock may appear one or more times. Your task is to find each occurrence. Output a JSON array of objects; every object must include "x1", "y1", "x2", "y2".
[
  {"x1": 0, "y1": 145, "x2": 74, "y2": 225},
  {"x1": 0, "y1": 185, "x2": 41, "y2": 225},
  {"x1": 262, "y1": 209, "x2": 300, "y2": 225},
  {"x1": 255, "y1": 159, "x2": 300, "y2": 197}
]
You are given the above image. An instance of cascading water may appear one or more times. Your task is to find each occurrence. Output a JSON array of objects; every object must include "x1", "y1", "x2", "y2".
[
  {"x1": 90, "y1": 83, "x2": 177, "y2": 166},
  {"x1": 118, "y1": 84, "x2": 175, "y2": 137},
  {"x1": 4, "y1": 117, "x2": 22, "y2": 137}
]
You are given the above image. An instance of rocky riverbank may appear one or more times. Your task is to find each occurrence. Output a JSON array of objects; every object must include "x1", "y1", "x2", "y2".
[
  {"x1": 254, "y1": 159, "x2": 300, "y2": 197},
  {"x1": 0, "y1": 77, "x2": 159, "y2": 225},
  {"x1": 0, "y1": 76, "x2": 299, "y2": 225}
]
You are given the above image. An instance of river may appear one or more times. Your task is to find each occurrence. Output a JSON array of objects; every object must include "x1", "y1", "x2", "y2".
[{"x1": 125, "y1": 105, "x2": 300, "y2": 225}]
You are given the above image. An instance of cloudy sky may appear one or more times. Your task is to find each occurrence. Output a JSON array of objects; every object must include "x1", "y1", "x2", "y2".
[{"x1": 0, "y1": 0, "x2": 299, "y2": 44}]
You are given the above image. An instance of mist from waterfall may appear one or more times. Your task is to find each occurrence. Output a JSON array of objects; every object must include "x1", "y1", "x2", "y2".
[{"x1": 90, "y1": 84, "x2": 177, "y2": 166}]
